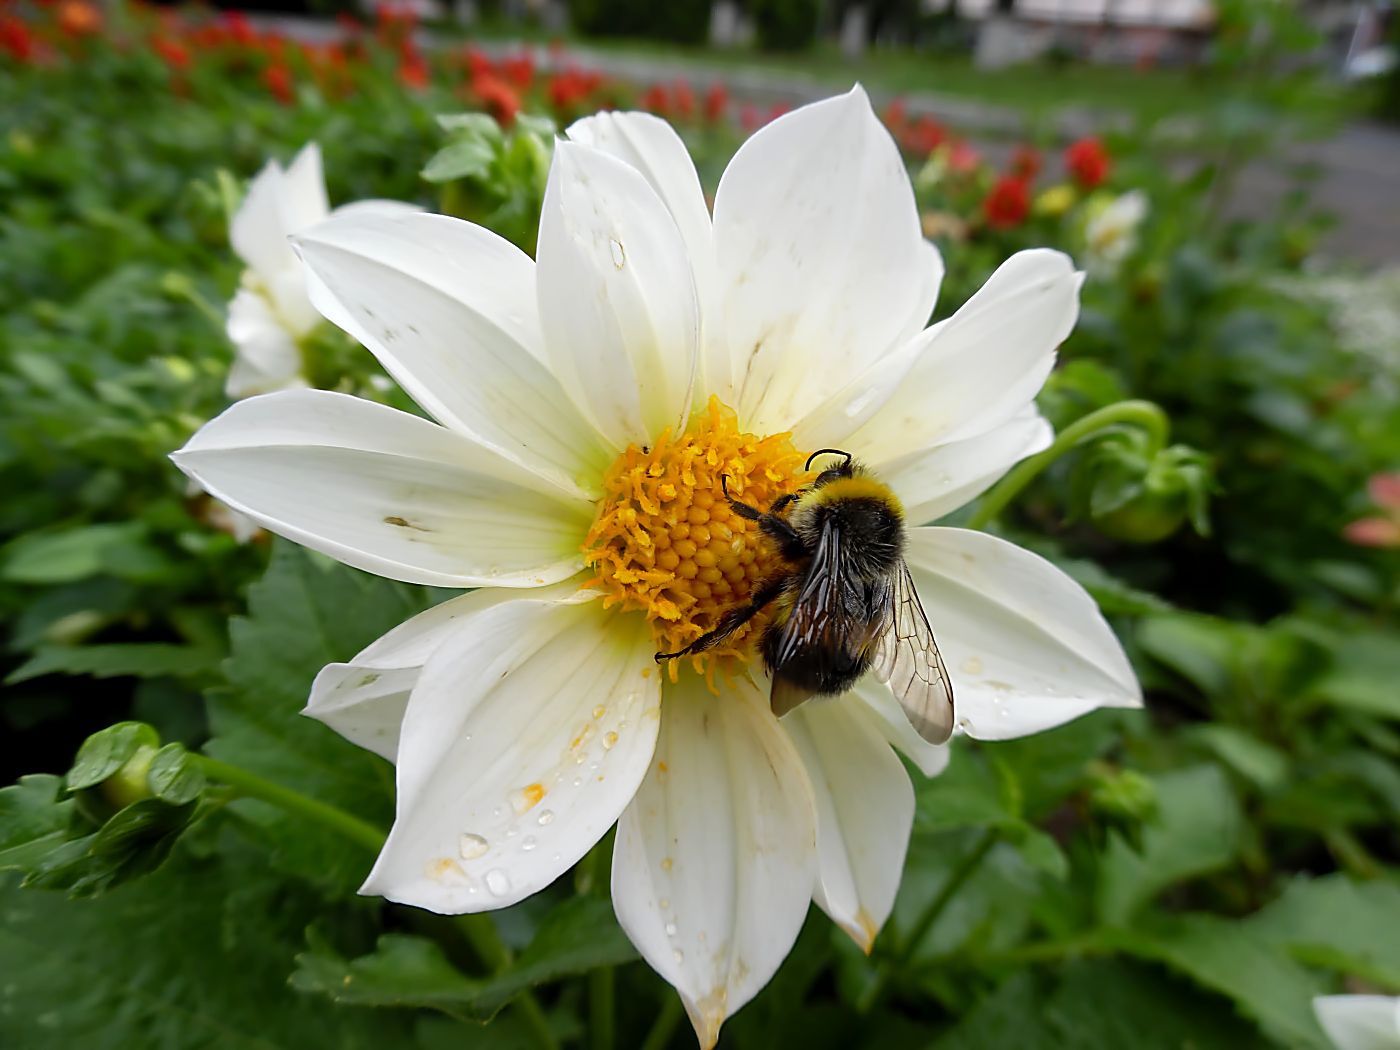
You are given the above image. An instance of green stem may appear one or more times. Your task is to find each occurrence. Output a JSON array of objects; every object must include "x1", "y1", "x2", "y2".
[
  {"x1": 858, "y1": 828, "x2": 1000, "y2": 1014},
  {"x1": 638, "y1": 996, "x2": 684, "y2": 1050},
  {"x1": 456, "y1": 913, "x2": 560, "y2": 1050},
  {"x1": 896, "y1": 827, "x2": 1000, "y2": 966},
  {"x1": 193, "y1": 755, "x2": 385, "y2": 852},
  {"x1": 590, "y1": 968, "x2": 616, "y2": 1050},
  {"x1": 966, "y1": 400, "x2": 1171, "y2": 530}
]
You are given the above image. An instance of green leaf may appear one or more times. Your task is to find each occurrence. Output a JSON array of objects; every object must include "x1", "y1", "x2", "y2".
[
  {"x1": 0, "y1": 775, "x2": 76, "y2": 874},
  {"x1": 1136, "y1": 614, "x2": 1236, "y2": 696},
  {"x1": 6, "y1": 642, "x2": 222, "y2": 684},
  {"x1": 1114, "y1": 916, "x2": 1329, "y2": 1048},
  {"x1": 0, "y1": 522, "x2": 147, "y2": 584},
  {"x1": 146, "y1": 743, "x2": 207, "y2": 805},
  {"x1": 422, "y1": 138, "x2": 497, "y2": 183},
  {"x1": 1247, "y1": 875, "x2": 1400, "y2": 988},
  {"x1": 207, "y1": 543, "x2": 435, "y2": 895},
  {"x1": 0, "y1": 846, "x2": 416, "y2": 1049},
  {"x1": 1187, "y1": 724, "x2": 1290, "y2": 789},
  {"x1": 24, "y1": 798, "x2": 196, "y2": 898},
  {"x1": 293, "y1": 896, "x2": 636, "y2": 1020},
  {"x1": 66, "y1": 721, "x2": 160, "y2": 791},
  {"x1": 1096, "y1": 765, "x2": 1245, "y2": 924},
  {"x1": 933, "y1": 959, "x2": 1271, "y2": 1049}
]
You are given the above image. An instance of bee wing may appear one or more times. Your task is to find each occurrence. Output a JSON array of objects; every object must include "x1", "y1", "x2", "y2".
[{"x1": 872, "y1": 560, "x2": 955, "y2": 744}]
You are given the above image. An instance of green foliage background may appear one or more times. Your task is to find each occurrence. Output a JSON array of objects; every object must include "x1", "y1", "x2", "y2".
[{"x1": 2, "y1": 3, "x2": 1398, "y2": 1048}]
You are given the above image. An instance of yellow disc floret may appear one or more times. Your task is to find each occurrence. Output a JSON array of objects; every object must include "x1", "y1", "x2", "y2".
[{"x1": 583, "y1": 396, "x2": 809, "y2": 685}]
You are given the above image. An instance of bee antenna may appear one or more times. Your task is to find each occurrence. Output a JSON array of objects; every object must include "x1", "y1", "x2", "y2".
[{"x1": 805, "y1": 448, "x2": 852, "y2": 471}]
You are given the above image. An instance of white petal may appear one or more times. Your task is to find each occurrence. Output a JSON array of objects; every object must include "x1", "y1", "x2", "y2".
[
  {"x1": 565, "y1": 111, "x2": 731, "y2": 402},
  {"x1": 1313, "y1": 996, "x2": 1400, "y2": 1050},
  {"x1": 231, "y1": 159, "x2": 296, "y2": 283},
  {"x1": 713, "y1": 86, "x2": 931, "y2": 435},
  {"x1": 906, "y1": 528, "x2": 1142, "y2": 740},
  {"x1": 536, "y1": 140, "x2": 700, "y2": 450},
  {"x1": 278, "y1": 142, "x2": 331, "y2": 232},
  {"x1": 612, "y1": 675, "x2": 816, "y2": 1050},
  {"x1": 224, "y1": 288, "x2": 305, "y2": 399},
  {"x1": 885, "y1": 409, "x2": 1053, "y2": 526},
  {"x1": 845, "y1": 249, "x2": 1082, "y2": 464},
  {"x1": 785, "y1": 699, "x2": 914, "y2": 953},
  {"x1": 850, "y1": 677, "x2": 951, "y2": 778},
  {"x1": 305, "y1": 586, "x2": 533, "y2": 762},
  {"x1": 172, "y1": 389, "x2": 592, "y2": 588},
  {"x1": 362, "y1": 593, "x2": 660, "y2": 912},
  {"x1": 295, "y1": 211, "x2": 608, "y2": 499}
]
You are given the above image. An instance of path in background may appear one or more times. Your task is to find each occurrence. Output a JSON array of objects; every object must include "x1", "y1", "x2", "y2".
[{"x1": 258, "y1": 16, "x2": 1400, "y2": 267}]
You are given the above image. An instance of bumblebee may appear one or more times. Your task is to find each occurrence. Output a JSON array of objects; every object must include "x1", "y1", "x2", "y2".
[{"x1": 656, "y1": 449, "x2": 955, "y2": 744}]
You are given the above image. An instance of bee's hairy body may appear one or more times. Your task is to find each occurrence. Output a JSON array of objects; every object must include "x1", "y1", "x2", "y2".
[
  {"x1": 762, "y1": 474, "x2": 906, "y2": 699},
  {"x1": 655, "y1": 448, "x2": 949, "y2": 729}
]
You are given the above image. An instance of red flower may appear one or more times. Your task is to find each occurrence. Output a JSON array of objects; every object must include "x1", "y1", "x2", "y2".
[
  {"x1": 640, "y1": 83, "x2": 669, "y2": 117},
  {"x1": 1065, "y1": 137, "x2": 1110, "y2": 189},
  {"x1": 1011, "y1": 144, "x2": 1042, "y2": 180},
  {"x1": 499, "y1": 51, "x2": 534, "y2": 91},
  {"x1": 739, "y1": 103, "x2": 760, "y2": 132},
  {"x1": 0, "y1": 15, "x2": 36, "y2": 61},
  {"x1": 671, "y1": 79, "x2": 696, "y2": 121},
  {"x1": 263, "y1": 63, "x2": 294, "y2": 104},
  {"x1": 472, "y1": 71, "x2": 520, "y2": 126},
  {"x1": 399, "y1": 50, "x2": 429, "y2": 90},
  {"x1": 152, "y1": 34, "x2": 190, "y2": 71},
  {"x1": 702, "y1": 82, "x2": 727, "y2": 123},
  {"x1": 58, "y1": 0, "x2": 101, "y2": 37},
  {"x1": 883, "y1": 97, "x2": 908, "y2": 132},
  {"x1": 982, "y1": 175, "x2": 1030, "y2": 229},
  {"x1": 904, "y1": 116, "x2": 946, "y2": 156},
  {"x1": 222, "y1": 11, "x2": 256, "y2": 47},
  {"x1": 946, "y1": 139, "x2": 981, "y2": 174}
]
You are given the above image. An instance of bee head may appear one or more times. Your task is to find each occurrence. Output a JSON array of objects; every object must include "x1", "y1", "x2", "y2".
[{"x1": 806, "y1": 448, "x2": 856, "y2": 489}]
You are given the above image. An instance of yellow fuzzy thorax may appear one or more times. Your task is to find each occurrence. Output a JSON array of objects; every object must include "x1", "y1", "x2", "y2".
[
  {"x1": 581, "y1": 397, "x2": 811, "y2": 687},
  {"x1": 792, "y1": 474, "x2": 903, "y2": 518}
]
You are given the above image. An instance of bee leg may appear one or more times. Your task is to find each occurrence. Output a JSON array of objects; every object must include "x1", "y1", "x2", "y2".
[
  {"x1": 720, "y1": 475, "x2": 807, "y2": 559},
  {"x1": 654, "y1": 577, "x2": 785, "y2": 663},
  {"x1": 769, "y1": 493, "x2": 799, "y2": 514}
]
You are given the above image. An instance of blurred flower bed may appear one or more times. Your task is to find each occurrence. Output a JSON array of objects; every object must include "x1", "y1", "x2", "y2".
[{"x1": 2, "y1": 2, "x2": 1399, "y2": 1048}]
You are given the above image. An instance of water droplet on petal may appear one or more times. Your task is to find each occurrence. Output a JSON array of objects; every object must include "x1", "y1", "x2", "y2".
[
  {"x1": 485, "y1": 869, "x2": 511, "y2": 896},
  {"x1": 602, "y1": 731, "x2": 619, "y2": 750},
  {"x1": 521, "y1": 836, "x2": 537, "y2": 852},
  {"x1": 459, "y1": 833, "x2": 489, "y2": 860},
  {"x1": 609, "y1": 238, "x2": 626, "y2": 269},
  {"x1": 665, "y1": 922, "x2": 677, "y2": 937},
  {"x1": 537, "y1": 809, "x2": 555, "y2": 826},
  {"x1": 592, "y1": 705, "x2": 606, "y2": 720},
  {"x1": 672, "y1": 949, "x2": 684, "y2": 964}
]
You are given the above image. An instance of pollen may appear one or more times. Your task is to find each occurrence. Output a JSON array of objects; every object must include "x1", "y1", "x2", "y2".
[{"x1": 583, "y1": 396, "x2": 809, "y2": 686}]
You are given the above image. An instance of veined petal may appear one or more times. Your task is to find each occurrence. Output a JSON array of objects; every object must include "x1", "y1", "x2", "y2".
[
  {"x1": 850, "y1": 677, "x2": 951, "y2": 778},
  {"x1": 172, "y1": 390, "x2": 592, "y2": 588},
  {"x1": 714, "y1": 86, "x2": 931, "y2": 436},
  {"x1": 295, "y1": 211, "x2": 607, "y2": 499},
  {"x1": 1313, "y1": 996, "x2": 1400, "y2": 1050},
  {"x1": 566, "y1": 111, "x2": 731, "y2": 402},
  {"x1": 362, "y1": 593, "x2": 660, "y2": 912},
  {"x1": 224, "y1": 288, "x2": 306, "y2": 399},
  {"x1": 844, "y1": 249, "x2": 1082, "y2": 464},
  {"x1": 612, "y1": 676, "x2": 816, "y2": 1050},
  {"x1": 885, "y1": 409, "x2": 1053, "y2": 526},
  {"x1": 785, "y1": 699, "x2": 914, "y2": 953},
  {"x1": 536, "y1": 140, "x2": 700, "y2": 451},
  {"x1": 906, "y1": 528, "x2": 1142, "y2": 740},
  {"x1": 306, "y1": 586, "x2": 535, "y2": 762}
]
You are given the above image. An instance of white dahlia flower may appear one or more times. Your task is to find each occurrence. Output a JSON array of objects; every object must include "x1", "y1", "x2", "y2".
[
  {"x1": 1082, "y1": 189, "x2": 1148, "y2": 277},
  {"x1": 176, "y1": 88, "x2": 1141, "y2": 1046},
  {"x1": 1314, "y1": 996, "x2": 1400, "y2": 1050},
  {"x1": 225, "y1": 141, "x2": 414, "y2": 398}
]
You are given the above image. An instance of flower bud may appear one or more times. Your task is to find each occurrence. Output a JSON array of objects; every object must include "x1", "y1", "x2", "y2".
[{"x1": 1072, "y1": 430, "x2": 1214, "y2": 544}]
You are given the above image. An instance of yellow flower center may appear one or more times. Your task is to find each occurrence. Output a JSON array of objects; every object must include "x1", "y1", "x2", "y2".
[{"x1": 582, "y1": 397, "x2": 809, "y2": 686}]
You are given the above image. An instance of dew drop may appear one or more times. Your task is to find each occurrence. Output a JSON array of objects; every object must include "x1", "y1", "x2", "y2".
[
  {"x1": 592, "y1": 705, "x2": 606, "y2": 720},
  {"x1": 672, "y1": 949, "x2": 684, "y2": 964},
  {"x1": 572, "y1": 776, "x2": 584, "y2": 788},
  {"x1": 609, "y1": 238, "x2": 626, "y2": 269},
  {"x1": 602, "y1": 731, "x2": 619, "y2": 751},
  {"x1": 665, "y1": 922, "x2": 678, "y2": 937},
  {"x1": 459, "y1": 833, "x2": 489, "y2": 860},
  {"x1": 537, "y1": 809, "x2": 555, "y2": 826},
  {"x1": 485, "y1": 869, "x2": 511, "y2": 896},
  {"x1": 521, "y1": 836, "x2": 537, "y2": 852}
]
